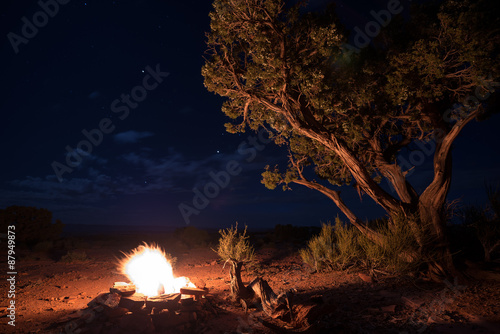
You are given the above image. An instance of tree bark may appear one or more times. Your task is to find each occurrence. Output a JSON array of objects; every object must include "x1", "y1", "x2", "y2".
[
  {"x1": 229, "y1": 261, "x2": 253, "y2": 301},
  {"x1": 228, "y1": 261, "x2": 292, "y2": 319}
]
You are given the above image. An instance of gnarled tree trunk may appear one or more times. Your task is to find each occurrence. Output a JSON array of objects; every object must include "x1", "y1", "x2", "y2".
[{"x1": 228, "y1": 260, "x2": 293, "y2": 319}]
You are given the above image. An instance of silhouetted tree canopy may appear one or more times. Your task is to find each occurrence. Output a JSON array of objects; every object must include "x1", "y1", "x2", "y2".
[
  {"x1": 0, "y1": 206, "x2": 64, "y2": 246},
  {"x1": 202, "y1": 0, "x2": 499, "y2": 278}
]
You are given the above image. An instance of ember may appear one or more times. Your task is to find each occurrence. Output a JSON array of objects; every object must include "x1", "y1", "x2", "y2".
[{"x1": 118, "y1": 243, "x2": 195, "y2": 297}]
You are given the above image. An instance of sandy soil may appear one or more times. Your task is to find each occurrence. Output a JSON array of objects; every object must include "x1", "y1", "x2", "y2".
[{"x1": 1, "y1": 232, "x2": 500, "y2": 334}]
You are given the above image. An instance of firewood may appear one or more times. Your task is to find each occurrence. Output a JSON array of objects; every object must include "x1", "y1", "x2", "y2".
[{"x1": 180, "y1": 287, "x2": 208, "y2": 297}]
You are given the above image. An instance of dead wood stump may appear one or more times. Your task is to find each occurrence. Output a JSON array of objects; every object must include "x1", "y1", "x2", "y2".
[{"x1": 228, "y1": 260, "x2": 293, "y2": 320}]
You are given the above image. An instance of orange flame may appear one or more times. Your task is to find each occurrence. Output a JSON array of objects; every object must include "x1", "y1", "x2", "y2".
[{"x1": 118, "y1": 243, "x2": 194, "y2": 297}]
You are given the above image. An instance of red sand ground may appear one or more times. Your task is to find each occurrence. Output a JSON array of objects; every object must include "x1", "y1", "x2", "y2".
[{"x1": 1, "y1": 232, "x2": 499, "y2": 333}]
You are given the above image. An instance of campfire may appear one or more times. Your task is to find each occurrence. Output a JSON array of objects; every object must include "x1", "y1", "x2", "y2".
[
  {"x1": 118, "y1": 243, "x2": 195, "y2": 297},
  {"x1": 60, "y1": 243, "x2": 216, "y2": 333}
]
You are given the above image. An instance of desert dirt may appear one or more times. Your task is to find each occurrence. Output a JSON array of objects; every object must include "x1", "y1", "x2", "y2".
[{"x1": 1, "y1": 231, "x2": 500, "y2": 334}]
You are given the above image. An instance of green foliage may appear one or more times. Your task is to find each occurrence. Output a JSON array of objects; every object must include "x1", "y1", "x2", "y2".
[
  {"x1": 359, "y1": 214, "x2": 423, "y2": 272},
  {"x1": 299, "y1": 221, "x2": 337, "y2": 271},
  {"x1": 174, "y1": 226, "x2": 211, "y2": 248},
  {"x1": 332, "y1": 218, "x2": 362, "y2": 269},
  {"x1": 299, "y1": 218, "x2": 361, "y2": 272},
  {"x1": 204, "y1": 0, "x2": 498, "y2": 274},
  {"x1": 300, "y1": 216, "x2": 422, "y2": 273},
  {"x1": 203, "y1": 0, "x2": 498, "y2": 193},
  {"x1": 61, "y1": 250, "x2": 89, "y2": 263},
  {"x1": 213, "y1": 223, "x2": 255, "y2": 264},
  {"x1": 0, "y1": 206, "x2": 64, "y2": 247}
]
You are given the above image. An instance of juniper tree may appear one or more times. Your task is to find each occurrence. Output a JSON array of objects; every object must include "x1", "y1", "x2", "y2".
[{"x1": 202, "y1": 0, "x2": 499, "y2": 277}]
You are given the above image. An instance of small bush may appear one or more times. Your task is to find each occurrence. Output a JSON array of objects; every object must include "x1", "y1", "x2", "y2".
[
  {"x1": 299, "y1": 218, "x2": 361, "y2": 272},
  {"x1": 359, "y1": 213, "x2": 422, "y2": 272},
  {"x1": 174, "y1": 226, "x2": 210, "y2": 248},
  {"x1": 213, "y1": 223, "x2": 255, "y2": 264},
  {"x1": 461, "y1": 186, "x2": 500, "y2": 261},
  {"x1": 332, "y1": 218, "x2": 362, "y2": 269},
  {"x1": 300, "y1": 215, "x2": 422, "y2": 273},
  {"x1": 33, "y1": 240, "x2": 55, "y2": 252},
  {"x1": 0, "y1": 206, "x2": 64, "y2": 248},
  {"x1": 61, "y1": 250, "x2": 89, "y2": 263},
  {"x1": 299, "y1": 222, "x2": 335, "y2": 272}
]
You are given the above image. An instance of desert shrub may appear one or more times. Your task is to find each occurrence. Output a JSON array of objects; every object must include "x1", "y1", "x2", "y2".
[
  {"x1": 299, "y1": 223, "x2": 335, "y2": 272},
  {"x1": 174, "y1": 226, "x2": 210, "y2": 248},
  {"x1": 300, "y1": 218, "x2": 361, "y2": 272},
  {"x1": 358, "y1": 214, "x2": 422, "y2": 272},
  {"x1": 332, "y1": 218, "x2": 363, "y2": 269},
  {"x1": 33, "y1": 240, "x2": 55, "y2": 252},
  {"x1": 300, "y1": 215, "x2": 422, "y2": 273},
  {"x1": 213, "y1": 223, "x2": 255, "y2": 265},
  {"x1": 61, "y1": 250, "x2": 89, "y2": 263},
  {"x1": 461, "y1": 186, "x2": 500, "y2": 261},
  {"x1": 0, "y1": 206, "x2": 64, "y2": 248}
]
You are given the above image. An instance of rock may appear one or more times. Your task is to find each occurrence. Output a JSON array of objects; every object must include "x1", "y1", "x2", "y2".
[
  {"x1": 180, "y1": 297, "x2": 194, "y2": 306},
  {"x1": 151, "y1": 310, "x2": 171, "y2": 329},
  {"x1": 104, "y1": 307, "x2": 129, "y2": 318},
  {"x1": 358, "y1": 273, "x2": 374, "y2": 283},
  {"x1": 381, "y1": 304, "x2": 397, "y2": 313},
  {"x1": 152, "y1": 311, "x2": 197, "y2": 330},
  {"x1": 118, "y1": 293, "x2": 147, "y2": 312},
  {"x1": 88, "y1": 292, "x2": 109, "y2": 307},
  {"x1": 180, "y1": 287, "x2": 208, "y2": 298},
  {"x1": 110, "y1": 282, "x2": 136, "y2": 296},
  {"x1": 119, "y1": 313, "x2": 155, "y2": 333},
  {"x1": 103, "y1": 293, "x2": 121, "y2": 308},
  {"x1": 378, "y1": 290, "x2": 399, "y2": 298},
  {"x1": 145, "y1": 293, "x2": 181, "y2": 310},
  {"x1": 401, "y1": 296, "x2": 425, "y2": 309}
]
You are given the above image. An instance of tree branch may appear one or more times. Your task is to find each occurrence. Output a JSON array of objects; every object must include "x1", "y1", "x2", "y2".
[{"x1": 292, "y1": 178, "x2": 385, "y2": 245}]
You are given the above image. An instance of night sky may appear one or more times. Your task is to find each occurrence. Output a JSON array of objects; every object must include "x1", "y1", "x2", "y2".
[{"x1": 1, "y1": 0, "x2": 499, "y2": 231}]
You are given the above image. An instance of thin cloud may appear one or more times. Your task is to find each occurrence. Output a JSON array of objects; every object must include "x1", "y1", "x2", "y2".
[{"x1": 114, "y1": 131, "x2": 155, "y2": 144}]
